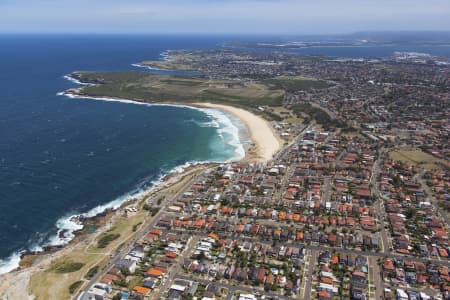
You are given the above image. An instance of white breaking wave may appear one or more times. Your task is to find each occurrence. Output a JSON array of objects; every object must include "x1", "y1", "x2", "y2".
[
  {"x1": 43, "y1": 155, "x2": 223, "y2": 251},
  {"x1": 59, "y1": 91, "x2": 247, "y2": 163},
  {"x1": 160, "y1": 51, "x2": 170, "y2": 61},
  {"x1": 184, "y1": 118, "x2": 220, "y2": 128},
  {"x1": 44, "y1": 185, "x2": 150, "y2": 249},
  {"x1": 0, "y1": 165, "x2": 170, "y2": 275},
  {"x1": 0, "y1": 79, "x2": 247, "y2": 274},
  {"x1": 63, "y1": 90, "x2": 247, "y2": 162},
  {"x1": 200, "y1": 108, "x2": 246, "y2": 162},
  {"x1": 61, "y1": 71, "x2": 247, "y2": 161},
  {"x1": 131, "y1": 63, "x2": 169, "y2": 71},
  {"x1": 0, "y1": 92, "x2": 247, "y2": 274},
  {"x1": 63, "y1": 74, "x2": 93, "y2": 86},
  {"x1": 0, "y1": 252, "x2": 22, "y2": 275}
]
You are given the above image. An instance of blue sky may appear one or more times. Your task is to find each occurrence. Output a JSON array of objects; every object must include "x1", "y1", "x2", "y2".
[{"x1": 1, "y1": 0, "x2": 450, "y2": 34}]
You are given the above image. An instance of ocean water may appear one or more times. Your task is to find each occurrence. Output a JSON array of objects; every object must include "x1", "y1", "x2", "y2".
[
  {"x1": 226, "y1": 36, "x2": 450, "y2": 58},
  {"x1": 0, "y1": 34, "x2": 448, "y2": 274},
  {"x1": 287, "y1": 44, "x2": 450, "y2": 58},
  {"x1": 0, "y1": 34, "x2": 248, "y2": 274}
]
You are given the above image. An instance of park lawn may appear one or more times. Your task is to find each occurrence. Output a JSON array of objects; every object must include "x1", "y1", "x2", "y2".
[
  {"x1": 29, "y1": 212, "x2": 147, "y2": 300},
  {"x1": 268, "y1": 106, "x2": 303, "y2": 124},
  {"x1": 140, "y1": 60, "x2": 197, "y2": 71},
  {"x1": 27, "y1": 165, "x2": 207, "y2": 300},
  {"x1": 388, "y1": 148, "x2": 447, "y2": 171}
]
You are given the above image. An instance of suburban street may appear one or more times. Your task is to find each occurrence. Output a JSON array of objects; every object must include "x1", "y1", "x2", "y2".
[
  {"x1": 77, "y1": 167, "x2": 209, "y2": 300},
  {"x1": 302, "y1": 250, "x2": 317, "y2": 300},
  {"x1": 370, "y1": 148, "x2": 391, "y2": 254}
]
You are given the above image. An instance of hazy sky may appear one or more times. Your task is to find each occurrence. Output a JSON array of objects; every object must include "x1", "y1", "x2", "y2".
[{"x1": 1, "y1": 0, "x2": 450, "y2": 34}]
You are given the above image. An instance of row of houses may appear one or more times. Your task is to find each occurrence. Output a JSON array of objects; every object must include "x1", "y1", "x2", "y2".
[
  {"x1": 382, "y1": 258, "x2": 448, "y2": 300},
  {"x1": 315, "y1": 250, "x2": 369, "y2": 300},
  {"x1": 380, "y1": 159, "x2": 450, "y2": 258}
]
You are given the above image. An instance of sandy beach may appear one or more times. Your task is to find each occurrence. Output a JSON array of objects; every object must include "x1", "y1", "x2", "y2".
[
  {"x1": 0, "y1": 102, "x2": 281, "y2": 298},
  {"x1": 193, "y1": 102, "x2": 281, "y2": 162},
  {"x1": 62, "y1": 89, "x2": 281, "y2": 163}
]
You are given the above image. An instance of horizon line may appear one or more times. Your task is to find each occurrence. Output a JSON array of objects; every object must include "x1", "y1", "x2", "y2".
[{"x1": 1, "y1": 30, "x2": 450, "y2": 36}]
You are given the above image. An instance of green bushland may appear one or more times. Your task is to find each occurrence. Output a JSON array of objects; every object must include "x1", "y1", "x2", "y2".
[
  {"x1": 132, "y1": 222, "x2": 142, "y2": 232},
  {"x1": 73, "y1": 71, "x2": 148, "y2": 84},
  {"x1": 261, "y1": 110, "x2": 284, "y2": 122},
  {"x1": 140, "y1": 60, "x2": 197, "y2": 71},
  {"x1": 291, "y1": 103, "x2": 343, "y2": 129},
  {"x1": 85, "y1": 265, "x2": 99, "y2": 279},
  {"x1": 97, "y1": 233, "x2": 120, "y2": 248},
  {"x1": 150, "y1": 207, "x2": 160, "y2": 216},
  {"x1": 51, "y1": 261, "x2": 85, "y2": 273},
  {"x1": 69, "y1": 281, "x2": 83, "y2": 294}
]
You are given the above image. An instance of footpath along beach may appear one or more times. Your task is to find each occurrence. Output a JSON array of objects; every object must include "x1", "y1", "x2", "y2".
[{"x1": 0, "y1": 101, "x2": 281, "y2": 299}]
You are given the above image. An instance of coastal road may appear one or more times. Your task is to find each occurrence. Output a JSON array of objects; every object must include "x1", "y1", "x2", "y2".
[
  {"x1": 272, "y1": 122, "x2": 315, "y2": 162},
  {"x1": 76, "y1": 167, "x2": 209, "y2": 300}
]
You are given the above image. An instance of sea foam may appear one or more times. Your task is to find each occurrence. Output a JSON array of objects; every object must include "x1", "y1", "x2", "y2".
[
  {"x1": 64, "y1": 92, "x2": 247, "y2": 162},
  {"x1": 0, "y1": 252, "x2": 22, "y2": 275},
  {"x1": 131, "y1": 63, "x2": 168, "y2": 72},
  {"x1": 44, "y1": 183, "x2": 151, "y2": 249},
  {"x1": 60, "y1": 82, "x2": 246, "y2": 163},
  {"x1": 0, "y1": 163, "x2": 174, "y2": 275},
  {"x1": 200, "y1": 108, "x2": 246, "y2": 162},
  {"x1": 63, "y1": 74, "x2": 93, "y2": 86},
  {"x1": 0, "y1": 75, "x2": 247, "y2": 275}
]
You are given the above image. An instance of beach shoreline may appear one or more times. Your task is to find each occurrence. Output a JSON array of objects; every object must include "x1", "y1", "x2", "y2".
[
  {"x1": 191, "y1": 102, "x2": 281, "y2": 162},
  {"x1": 62, "y1": 88, "x2": 281, "y2": 163},
  {"x1": 0, "y1": 83, "x2": 282, "y2": 298},
  {"x1": 0, "y1": 162, "x2": 212, "y2": 299}
]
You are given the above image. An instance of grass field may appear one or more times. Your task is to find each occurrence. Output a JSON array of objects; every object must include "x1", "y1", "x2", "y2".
[
  {"x1": 28, "y1": 212, "x2": 147, "y2": 300},
  {"x1": 264, "y1": 75, "x2": 330, "y2": 92},
  {"x1": 27, "y1": 166, "x2": 207, "y2": 300},
  {"x1": 388, "y1": 148, "x2": 447, "y2": 170},
  {"x1": 140, "y1": 60, "x2": 196, "y2": 71},
  {"x1": 266, "y1": 106, "x2": 303, "y2": 124},
  {"x1": 74, "y1": 71, "x2": 285, "y2": 108}
]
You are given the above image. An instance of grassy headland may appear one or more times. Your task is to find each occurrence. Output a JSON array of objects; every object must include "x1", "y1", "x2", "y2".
[
  {"x1": 67, "y1": 50, "x2": 332, "y2": 122},
  {"x1": 28, "y1": 212, "x2": 147, "y2": 300},
  {"x1": 70, "y1": 71, "x2": 285, "y2": 108},
  {"x1": 139, "y1": 60, "x2": 197, "y2": 71},
  {"x1": 68, "y1": 71, "x2": 330, "y2": 114}
]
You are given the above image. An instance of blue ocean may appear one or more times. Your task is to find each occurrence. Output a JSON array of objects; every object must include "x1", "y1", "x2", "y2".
[
  {"x1": 0, "y1": 35, "x2": 248, "y2": 273},
  {"x1": 0, "y1": 34, "x2": 449, "y2": 274}
]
